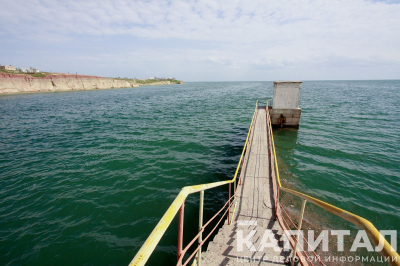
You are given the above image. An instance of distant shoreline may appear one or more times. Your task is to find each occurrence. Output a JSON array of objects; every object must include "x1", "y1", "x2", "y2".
[{"x1": 0, "y1": 72, "x2": 183, "y2": 94}]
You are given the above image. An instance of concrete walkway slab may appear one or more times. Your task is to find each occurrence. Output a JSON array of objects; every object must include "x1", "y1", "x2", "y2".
[{"x1": 201, "y1": 107, "x2": 291, "y2": 266}]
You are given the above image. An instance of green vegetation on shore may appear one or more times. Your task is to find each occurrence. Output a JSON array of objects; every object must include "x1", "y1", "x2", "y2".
[
  {"x1": 114, "y1": 78, "x2": 182, "y2": 84},
  {"x1": 0, "y1": 69, "x2": 49, "y2": 78}
]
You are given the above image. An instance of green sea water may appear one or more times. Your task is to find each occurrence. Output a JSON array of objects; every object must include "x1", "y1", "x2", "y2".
[{"x1": 0, "y1": 81, "x2": 399, "y2": 265}]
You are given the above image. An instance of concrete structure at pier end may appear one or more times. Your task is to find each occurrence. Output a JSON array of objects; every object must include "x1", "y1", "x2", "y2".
[{"x1": 269, "y1": 81, "x2": 302, "y2": 128}]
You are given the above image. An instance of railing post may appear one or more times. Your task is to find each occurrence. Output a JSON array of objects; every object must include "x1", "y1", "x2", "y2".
[
  {"x1": 275, "y1": 189, "x2": 279, "y2": 219},
  {"x1": 228, "y1": 183, "x2": 231, "y2": 225},
  {"x1": 197, "y1": 191, "x2": 204, "y2": 266},
  {"x1": 233, "y1": 179, "x2": 236, "y2": 201},
  {"x1": 177, "y1": 202, "x2": 185, "y2": 265},
  {"x1": 291, "y1": 199, "x2": 307, "y2": 266},
  {"x1": 239, "y1": 160, "x2": 243, "y2": 185}
]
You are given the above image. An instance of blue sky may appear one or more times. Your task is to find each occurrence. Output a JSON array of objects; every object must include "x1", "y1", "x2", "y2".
[{"x1": 1, "y1": 0, "x2": 400, "y2": 81}]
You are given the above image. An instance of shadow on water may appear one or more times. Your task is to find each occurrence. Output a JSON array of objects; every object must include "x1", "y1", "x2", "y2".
[
  {"x1": 274, "y1": 128, "x2": 388, "y2": 265},
  {"x1": 145, "y1": 127, "x2": 248, "y2": 266},
  {"x1": 274, "y1": 126, "x2": 299, "y2": 136},
  {"x1": 273, "y1": 128, "x2": 299, "y2": 184}
]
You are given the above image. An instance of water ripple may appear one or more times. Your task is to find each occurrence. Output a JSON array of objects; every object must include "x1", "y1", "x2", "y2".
[{"x1": 1, "y1": 81, "x2": 399, "y2": 265}]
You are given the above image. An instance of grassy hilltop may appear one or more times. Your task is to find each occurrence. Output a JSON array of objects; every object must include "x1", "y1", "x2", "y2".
[
  {"x1": 114, "y1": 77, "x2": 182, "y2": 84},
  {"x1": 0, "y1": 68, "x2": 49, "y2": 78}
]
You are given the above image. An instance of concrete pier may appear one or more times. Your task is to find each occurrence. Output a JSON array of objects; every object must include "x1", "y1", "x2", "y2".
[
  {"x1": 201, "y1": 107, "x2": 291, "y2": 265},
  {"x1": 129, "y1": 83, "x2": 400, "y2": 266},
  {"x1": 269, "y1": 81, "x2": 302, "y2": 128}
]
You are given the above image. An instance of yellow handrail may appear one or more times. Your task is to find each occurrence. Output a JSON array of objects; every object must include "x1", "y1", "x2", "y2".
[
  {"x1": 130, "y1": 100, "x2": 399, "y2": 266},
  {"x1": 266, "y1": 105, "x2": 400, "y2": 265},
  {"x1": 128, "y1": 103, "x2": 259, "y2": 266}
]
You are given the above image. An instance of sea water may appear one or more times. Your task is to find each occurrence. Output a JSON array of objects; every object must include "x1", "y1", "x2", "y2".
[{"x1": 0, "y1": 81, "x2": 399, "y2": 265}]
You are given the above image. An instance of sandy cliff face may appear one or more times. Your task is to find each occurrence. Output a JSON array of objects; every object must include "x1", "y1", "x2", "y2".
[{"x1": 0, "y1": 73, "x2": 139, "y2": 94}]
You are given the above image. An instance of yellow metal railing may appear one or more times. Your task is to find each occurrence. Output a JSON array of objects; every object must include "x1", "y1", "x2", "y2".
[
  {"x1": 129, "y1": 100, "x2": 400, "y2": 266},
  {"x1": 265, "y1": 99, "x2": 400, "y2": 266},
  {"x1": 128, "y1": 103, "x2": 259, "y2": 266}
]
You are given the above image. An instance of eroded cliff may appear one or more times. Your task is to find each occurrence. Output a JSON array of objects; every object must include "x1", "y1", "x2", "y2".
[{"x1": 0, "y1": 73, "x2": 139, "y2": 94}]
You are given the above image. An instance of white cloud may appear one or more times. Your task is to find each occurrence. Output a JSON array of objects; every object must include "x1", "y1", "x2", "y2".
[{"x1": 0, "y1": 0, "x2": 400, "y2": 80}]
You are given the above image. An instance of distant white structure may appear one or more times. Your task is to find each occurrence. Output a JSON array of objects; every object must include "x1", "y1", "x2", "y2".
[
  {"x1": 269, "y1": 81, "x2": 302, "y2": 128},
  {"x1": 149, "y1": 77, "x2": 154, "y2": 80},
  {"x1": 27, "y1": 67, "x2": 40, "y2": 74},
  {"x1": 0, "y1": 65, "x2": 17, "y2": 71}
]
